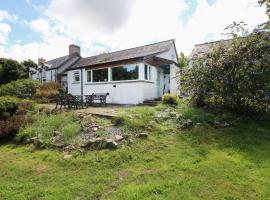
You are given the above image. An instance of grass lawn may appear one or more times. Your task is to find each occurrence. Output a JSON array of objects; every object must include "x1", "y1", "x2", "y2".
[{"x1": 0, "y1": 105, "x2": 270, "y2": 199}]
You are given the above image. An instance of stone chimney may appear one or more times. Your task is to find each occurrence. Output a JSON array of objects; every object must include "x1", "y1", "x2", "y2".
[
  {"x1": 38, "y1": 58, "x2": 46, "y2": 65},
  {"x1": 69, "y1": 44, "x2": 80, "y2": 56}
]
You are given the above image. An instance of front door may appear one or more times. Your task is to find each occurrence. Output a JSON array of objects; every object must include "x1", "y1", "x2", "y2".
[{"x1": 164, "y1": 74, "x2": 170, "y2": 94}]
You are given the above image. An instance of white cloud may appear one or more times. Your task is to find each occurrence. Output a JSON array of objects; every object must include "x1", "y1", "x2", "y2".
[
  {"x1": 44, "y1": 0, "x2": 269, "y2": 55},
  {"x1": 0, "y1": 10, "x2": 17, "y2": 45},
  {"x1": 178, "y1": 0, "x2": 268, "y2": 54},
  {"x1": 1, "y1": 0, "x2": 268, "y2": 61}
]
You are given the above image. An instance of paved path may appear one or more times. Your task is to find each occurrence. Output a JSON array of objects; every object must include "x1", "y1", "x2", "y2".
[{"x1": 38, "y1": 104, "x2": 123, "y2": 118}]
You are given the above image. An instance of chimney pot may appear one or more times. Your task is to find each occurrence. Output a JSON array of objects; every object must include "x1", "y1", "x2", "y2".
[
  {"x1": 38, "y1": 58, "x2": 46, "y2": 65},
  {"x1": 69, "y1": 44, "x2": 80, "y2": 56}
]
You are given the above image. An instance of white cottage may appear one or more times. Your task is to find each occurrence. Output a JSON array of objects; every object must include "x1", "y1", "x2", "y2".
[{"x1": 67, "y1": 40, "x2": 180, "y2": 104}]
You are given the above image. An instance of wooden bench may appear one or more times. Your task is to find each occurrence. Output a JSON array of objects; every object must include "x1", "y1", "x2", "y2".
[{"x1": 85, "y1": 93, "x2": 109, "y2": 107}]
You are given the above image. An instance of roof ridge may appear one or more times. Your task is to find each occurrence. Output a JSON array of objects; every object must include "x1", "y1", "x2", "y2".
[
  {"x1": 82, "y1": 39, "x2": 175, "y2": 60},
  {"x1": 195, "y1": 38, "x2": 233, "y2": 46}
]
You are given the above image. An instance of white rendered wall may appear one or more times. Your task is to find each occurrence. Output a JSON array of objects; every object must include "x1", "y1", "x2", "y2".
[{"x1": 67, "y1": 63, "x2": 164, "y2": 104}]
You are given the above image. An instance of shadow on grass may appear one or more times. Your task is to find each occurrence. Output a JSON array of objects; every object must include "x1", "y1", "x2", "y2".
[{"x1": 180, "y1": 120, "x2": 270, "y2": 164}]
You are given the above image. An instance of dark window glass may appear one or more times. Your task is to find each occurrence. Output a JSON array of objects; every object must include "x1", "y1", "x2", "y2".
[
  {"x1": 93, "y1": 68, "x2": 108, "y2": 82},
  {"x1": 112, "y1": 65, "x2": 138, "y2": 81},
  {"x1": 144, "y1": 65, "x2": 148, "y2": 80},
  {"x1": 73, "y1": 71, "x2": 80, "y2": 82}
]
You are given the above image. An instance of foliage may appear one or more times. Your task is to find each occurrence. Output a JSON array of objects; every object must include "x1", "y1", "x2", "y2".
[
  {"x1": 259, "y1": 0, "x2": 270, "y2": 17},
  {"x1": 0, "y1": 97, "x2": 35, "y2": 138},
  {"x1": 0, "y1": 115, "x2": 32, "y2": 138},
  {"x1": 0, "y1": 79, "x2": 41, "y2": 98},
  {"x1": 35, "y1": 82, "x2": 61, "y2": 103},
  {"x1": 0, "y1": 58, "x2": 28, "y2": 84},
  {"x1": 22, "y1": 59, "x2": 38, "y2": 72},
  {"x1": 182, "y1": 24, "x2": 270, "y2": 117},
  {"x1": 178, "y1": 52, "x2": 188, "y2": 68},
  {"x1": 162, "y1": 93, "x2": 179, "y2": 105},
  {"x1": 0, "y1": 96, "x2": 20, "y2": 119},
  {"x1": 17, "y1": 112, "x2": 81, "y2": 145}
]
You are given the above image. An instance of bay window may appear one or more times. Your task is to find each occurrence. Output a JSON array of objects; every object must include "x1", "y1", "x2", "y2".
[
  {"x1": 112, "y1": 65, "x2": 138, "y2": 81},
  {"x1": 144, "y1": 65, "x2": 152, "y2": 80}
]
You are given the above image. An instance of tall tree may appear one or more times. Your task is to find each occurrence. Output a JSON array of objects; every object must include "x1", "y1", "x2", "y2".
[
  {"x1": 178, "y1": 52, "x2": 188, "y2": 68},
  {"x1": 259, "y1": 0, "x2": 270, "y2": 18},
  {"x1": 21, "y1": 59, "x2": 38, "y2": 78},
  {"x1": 0, "y1": 58, "x2": 26, "y2": 84}
]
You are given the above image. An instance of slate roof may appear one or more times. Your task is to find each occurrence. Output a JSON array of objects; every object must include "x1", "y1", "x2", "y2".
[
  {"x1": 190, "y1": 39, "x2": 233, "y2": 59},
  {"x1": 70, "y1": 39, "x2": 175, "y2": 69},
  {"x1": 46, "y1": 53, "x2": 80, "y2": 70}
]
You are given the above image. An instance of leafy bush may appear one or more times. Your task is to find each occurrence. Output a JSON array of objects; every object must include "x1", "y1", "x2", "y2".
[
  {"x1": 0, "y1": 96, "x2": 19, "y2": 119},
  {"x1": 0, "y1": 115, "x2": 32, "y2": 138},
  {"x1": 0, "y1": 79, "x2": 41, "y2": 98},
  {"x1": 0, "y1": 97, "x2": 35, "y2": 138},
  {"x1": 182, "y1": 24, "x2": 270, "y2": 117},
  {"x1": 35, "y1": 82, "x2": 61, "y2": 103},
  {"x1": 162, "y1": 93, "x2": 179, "y2": 105}
]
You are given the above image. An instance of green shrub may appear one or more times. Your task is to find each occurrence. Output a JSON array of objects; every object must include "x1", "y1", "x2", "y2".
[
  {"x1": 162, "y1": 93, "x2": 179, "y2": 105},
  {"x1": 35, "y1": 82, "x2": 61, "y2": 103},
  {"x1": 181, "y1": 24, "x2": 270, "y2": 117},
  {"x1": 0, "y1": 115, "x2": 32, "y2": 138},
  {"x1": 0, "y1": 96, "x2": 19, "y2": 119},
  {"x1": 0, "y1": 79, "x2": 41, "y2": 98}
]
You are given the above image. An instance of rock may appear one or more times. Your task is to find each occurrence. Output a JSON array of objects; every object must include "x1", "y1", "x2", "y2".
[
  {"x1": 63, "y1": 145, "x2": 76, "y2": 151},
  {"x1": 80, "y1": 138, "x2": 105, "y2": 149},
  {"x1": 105, "y1": 139, "x2": 118, "y2": 149},
  {"x1": 64, "y1": 154, "x2": 73, "y2": 159},
  {"x1": 114, "y1": 134, "x2": 124, "y2": 141},
  {"x1": 92, "y1": 127, "x2": 98, "y2": 132},
  {"x1": 28, "y1": 137, "x2": 44, "y2": 148},
  {"x1": 52, "y1": 142, "x2": 65, "y2": 149},
  {"x1": 169, "y1": 111, "x2": 178, "y2": 117},
  {"x1": 54, "y1": 130, "x2": 61, "y2": 136},
  {"x1": 137, "y1": 133, "x2": 148, "y2": 139}
]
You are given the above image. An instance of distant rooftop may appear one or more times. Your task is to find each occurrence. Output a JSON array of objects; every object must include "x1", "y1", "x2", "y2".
[{"x1": 190, "y1": 39, "x2": 233, "y2": 59}]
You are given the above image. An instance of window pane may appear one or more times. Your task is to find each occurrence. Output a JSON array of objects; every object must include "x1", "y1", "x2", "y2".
[
  {"x1": 149, "y1": 66, "x2": 152, "y2": 80},
  {"x1": 74, "y1": 72, "x2": 80, "y2": 82},
  {"x1": 144, "y1": 65, "x2": 148, "y2": 80},
  {"x1": 87, "y1": 70, "x2": 91, "y2": 82},
  {"x1": 93, "y1": 68, "x2": 108, "y2": 82},
  {"x1": 112, "y1": 65, "x2": 138, "y2": 81}
]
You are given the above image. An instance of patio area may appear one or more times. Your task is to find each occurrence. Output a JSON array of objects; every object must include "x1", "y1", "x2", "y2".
[{"x1": 38, "y1": 103, "x2": 127, "y2": 118}]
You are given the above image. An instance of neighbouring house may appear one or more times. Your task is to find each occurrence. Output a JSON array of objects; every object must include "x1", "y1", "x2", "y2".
[
  {"x1": 29, "y1": 45, "x2": 81, "y2": 88},
  {"x1": 30, "y1": 40, "x2": 180, "y2": 104},
  {"x1": 189, "y1": 39, "x2": 233, "y2": 59}
]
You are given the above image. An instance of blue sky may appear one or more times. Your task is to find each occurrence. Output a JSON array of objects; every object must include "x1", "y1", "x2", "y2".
[{"x1": 0, "y1": 0, "x2": 268, "y2": 61}]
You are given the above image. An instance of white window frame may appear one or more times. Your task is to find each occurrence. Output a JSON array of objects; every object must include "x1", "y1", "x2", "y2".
[
  {"x1": 73, "y1": 71, "x2": 80, "y2": 83},
  {"x1": 86, "y1": 70, "x2": 92, "y2": 83},
  {"x1": 144, "y1": 65, "x2": 152, "y2": 80}
]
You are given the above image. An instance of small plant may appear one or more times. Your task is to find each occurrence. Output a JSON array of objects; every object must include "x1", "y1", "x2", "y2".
[{"x1": 162, "y1": 93, "x2": 179, "y2": 105}]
